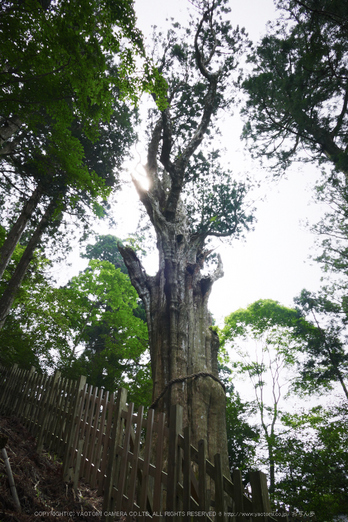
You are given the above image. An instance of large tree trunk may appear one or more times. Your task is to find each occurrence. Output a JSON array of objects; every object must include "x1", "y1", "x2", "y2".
[
  {"x1": 0, "y1": 184, "x2": 42, "y2": 280},
  {"x1": 0, "y1": 195, "x2": 60, "y2": 330},
  {"x1": 119, "y1": 210, "x2": 229, "y2": 472}
]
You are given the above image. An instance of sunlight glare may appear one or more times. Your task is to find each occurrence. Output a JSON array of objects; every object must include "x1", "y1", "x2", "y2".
[{"x1": 131, "y1": 155, "x2": 150, "y2": 191}]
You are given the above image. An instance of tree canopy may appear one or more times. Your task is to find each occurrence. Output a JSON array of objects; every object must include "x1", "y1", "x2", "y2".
[
  {"x1": 0, "y1": 0, "x2": 168, "y2": 327},
  {"x1": 0, "y1": 233, "x2": 150, "y2": 404},
  {"x1": 0, "y1": 0, "x2": 165, "y2": 157},
  {"x1": 276, "y1": 404, "x2": 348, "y2": 520},
  {"x1": 222, "y1": 299, "x2": 348, "y2": 515},
  {"x1": 241, "y1": 0, "x2": 348, "y2": 176},
  {"x1": 222, "y1": 299, "x2": 308, "y2": 493}
]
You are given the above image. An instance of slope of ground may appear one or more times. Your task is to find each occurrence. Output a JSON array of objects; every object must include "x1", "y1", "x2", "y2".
[{"x1": 0, "y1": 416, "x2": 104, "y2": 522}]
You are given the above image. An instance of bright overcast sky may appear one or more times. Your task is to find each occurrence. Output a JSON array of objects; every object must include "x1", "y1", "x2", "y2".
[{"x1": 57, "y1": 0, "x2": 327, "y2": 327}]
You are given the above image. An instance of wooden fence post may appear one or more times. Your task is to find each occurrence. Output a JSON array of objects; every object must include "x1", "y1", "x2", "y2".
[
  {"x1": 214, "y1": 454, "x2": 224, "y2": 522},
  {"x1": 198, "y1": 439, "x2": 207, "y2": 521},
  {"x1": 62, "y1": 374, "x2": 87, "y2": 482},
  {"x1": 115, "y1": 403, "x2": 134, "y2": 511},
  {"x1": 21, "y1": 367, "x2": 41, "y2": 427},
  {"x1": 167, "y1": 404, "x2": 183, "y2": 512},
  {"x1": 91, "y1": 388, "x2": 109, "y2": 490},
  {"x1": 233, "y1": 469, "x2": 247, "y2": 522},
  {"x1": 139, "y1": 407, "x2": 155, "y2": 513},
  {"x1": 126, "y1": 406, "x2": 144, "y2": 519},
  {"x1": 249, "y1": 471, "x2": 271, "y2": 521},
  {"x1": 85, "y1": 386, "x2": 104, "y2": 484},
  {"x1": 16, "y1": 366, "x2": 35, "y2": 419},
  {"x1": 73, "y1": 439, "x2": 85, "y2": 491},
  {"x1": 152, "y1": 411, "x2": 166, "y2": 515},
  {"x1": 0, "y1": 364, "x2": 18, "y2": 414},
  {"x1": 183, "y1": 426, "x2": 191, "y2": 520},
  {"x1": 80, "y1": 384, "x2": 97, "y2": 480},
  {"x1": 37, "y1": 371, "x2": 61, "y2": 451},
  {"x1": 102, "y1": 387, "x2": 128, "y2": 521},
  {"x1": 97, "y1": 391, "x2": 114, "y2": 496}
]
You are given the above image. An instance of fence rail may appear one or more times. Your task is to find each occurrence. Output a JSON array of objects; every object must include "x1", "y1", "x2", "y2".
[{"x1": 0, "y1": 364, "x2": 298, "y2": 522}]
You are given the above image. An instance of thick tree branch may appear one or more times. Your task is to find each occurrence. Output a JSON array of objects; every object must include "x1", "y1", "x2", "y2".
[
  {"x1": 131, "y1": 174, "x2": 155, "y2": 225},
  {"x1": 199, "y1": 253, "x2": 224, "y2": 298},
  {"x1": 160, "y1": 107, "x2": 173, "y2": 170},
  {"x1": 331, "y1": 85, "x2": 348, "y2": 138},
  {"x1": 163, "y1": 75, "x2": 218, "y2": 222},
  {"x1": 210, "y1": 252, "x2": 224, "y2": 283},
  {"x1": 117, "y1": 245, "x2": 152, "y2": 322},
  {"x1": 158, "y1": 5, "x2": 221, "y2": 223},
  {"x1": 194, "y1": 3, "x2": 219, "y2": 81},
  {"x1": 144, "y1": 117, "x2": 169, "y2": 214},
  {"x1": 146, "y1": 118, "x2": 162, "y2": 183}
]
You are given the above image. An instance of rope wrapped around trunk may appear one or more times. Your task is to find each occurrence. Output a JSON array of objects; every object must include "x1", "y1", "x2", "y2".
[{"x1": 150, "y1": 371, "x2": 226, "y2": 410}]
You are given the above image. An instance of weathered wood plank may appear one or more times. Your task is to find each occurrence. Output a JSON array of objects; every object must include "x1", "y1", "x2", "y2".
[
  {"x1": 91, "y1": 389, "x2": 109, "y2": 489},
  {"x1": 63, "y1": 375, "x2": 87, "y2": 482},
  {"x1": 183, "y1": 426, "x2": 191, "y2": 520},
  {"x1": 98, "y1": 391, "x2": 114, "y2": 495},
  {"x1": 127, "y1": 406, "x2": 144, "y2": 518},
  {"x1": 17, "y1": 366, "x2": 36, "y2": 421},
  {"x1": 84, "y1": 386, "x2": 101, "y2": 482},
  {"x1": 167, "y1": 405, "x2": 183, "y2": 512},
  {"x1": 152, "y1": 411, "x2": 166, "y2": 514},
  {"x1": 249, "y1": 471, "x2": 271, "y2": 522},
  {"x1": 198, "y1": 439, "x2": 207, "y2": 521},
  {"x1": 102, "y1": 388, "x2": 128, "y2": 519},
  {"x1": 116, "y1": 403, "x2": 134, "y2": 510},
  {"x1": 214, "y1": 454, "x2": 224, "y2": 522},
  {"x1": 139, "y1": 408, "x2": 154, "y2": 513}
]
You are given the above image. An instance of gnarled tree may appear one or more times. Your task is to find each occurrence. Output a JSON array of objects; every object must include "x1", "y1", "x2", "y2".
[{"x1": 119, "y1": 0, "x2": 253, "y2": 469}]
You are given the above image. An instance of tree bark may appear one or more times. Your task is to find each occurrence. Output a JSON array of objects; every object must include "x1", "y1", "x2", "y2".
[
  {"x1": 119, "y1": 219, "x2": 229, "y2": 473},
  {"x1": 0, "y1": 195, "x2": 61, "y2": 330},
  {"x1": 0, "y1": 184, "x2": 43, "y2": 280}
]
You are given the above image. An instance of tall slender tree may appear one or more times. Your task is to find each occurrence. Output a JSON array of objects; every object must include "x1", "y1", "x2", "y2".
[
  {"x1": 0, "y1": 190, "x2": 64, "y2": 329},
  {"x1": 119, "y1": 0, "x2": 253, "y2": 469},
  {"x1": 221, "y1": 299, "x2": 303, "y2": 493}
]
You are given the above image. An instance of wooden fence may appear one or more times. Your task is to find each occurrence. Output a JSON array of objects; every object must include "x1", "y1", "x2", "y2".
[{"x1": 0, "y1": 364, "x2": 296, "y2": 522}]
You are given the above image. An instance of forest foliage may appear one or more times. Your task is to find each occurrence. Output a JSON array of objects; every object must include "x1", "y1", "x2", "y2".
[{"x1": 0, "y1": 0, "x2": 347, "y2": 519}]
